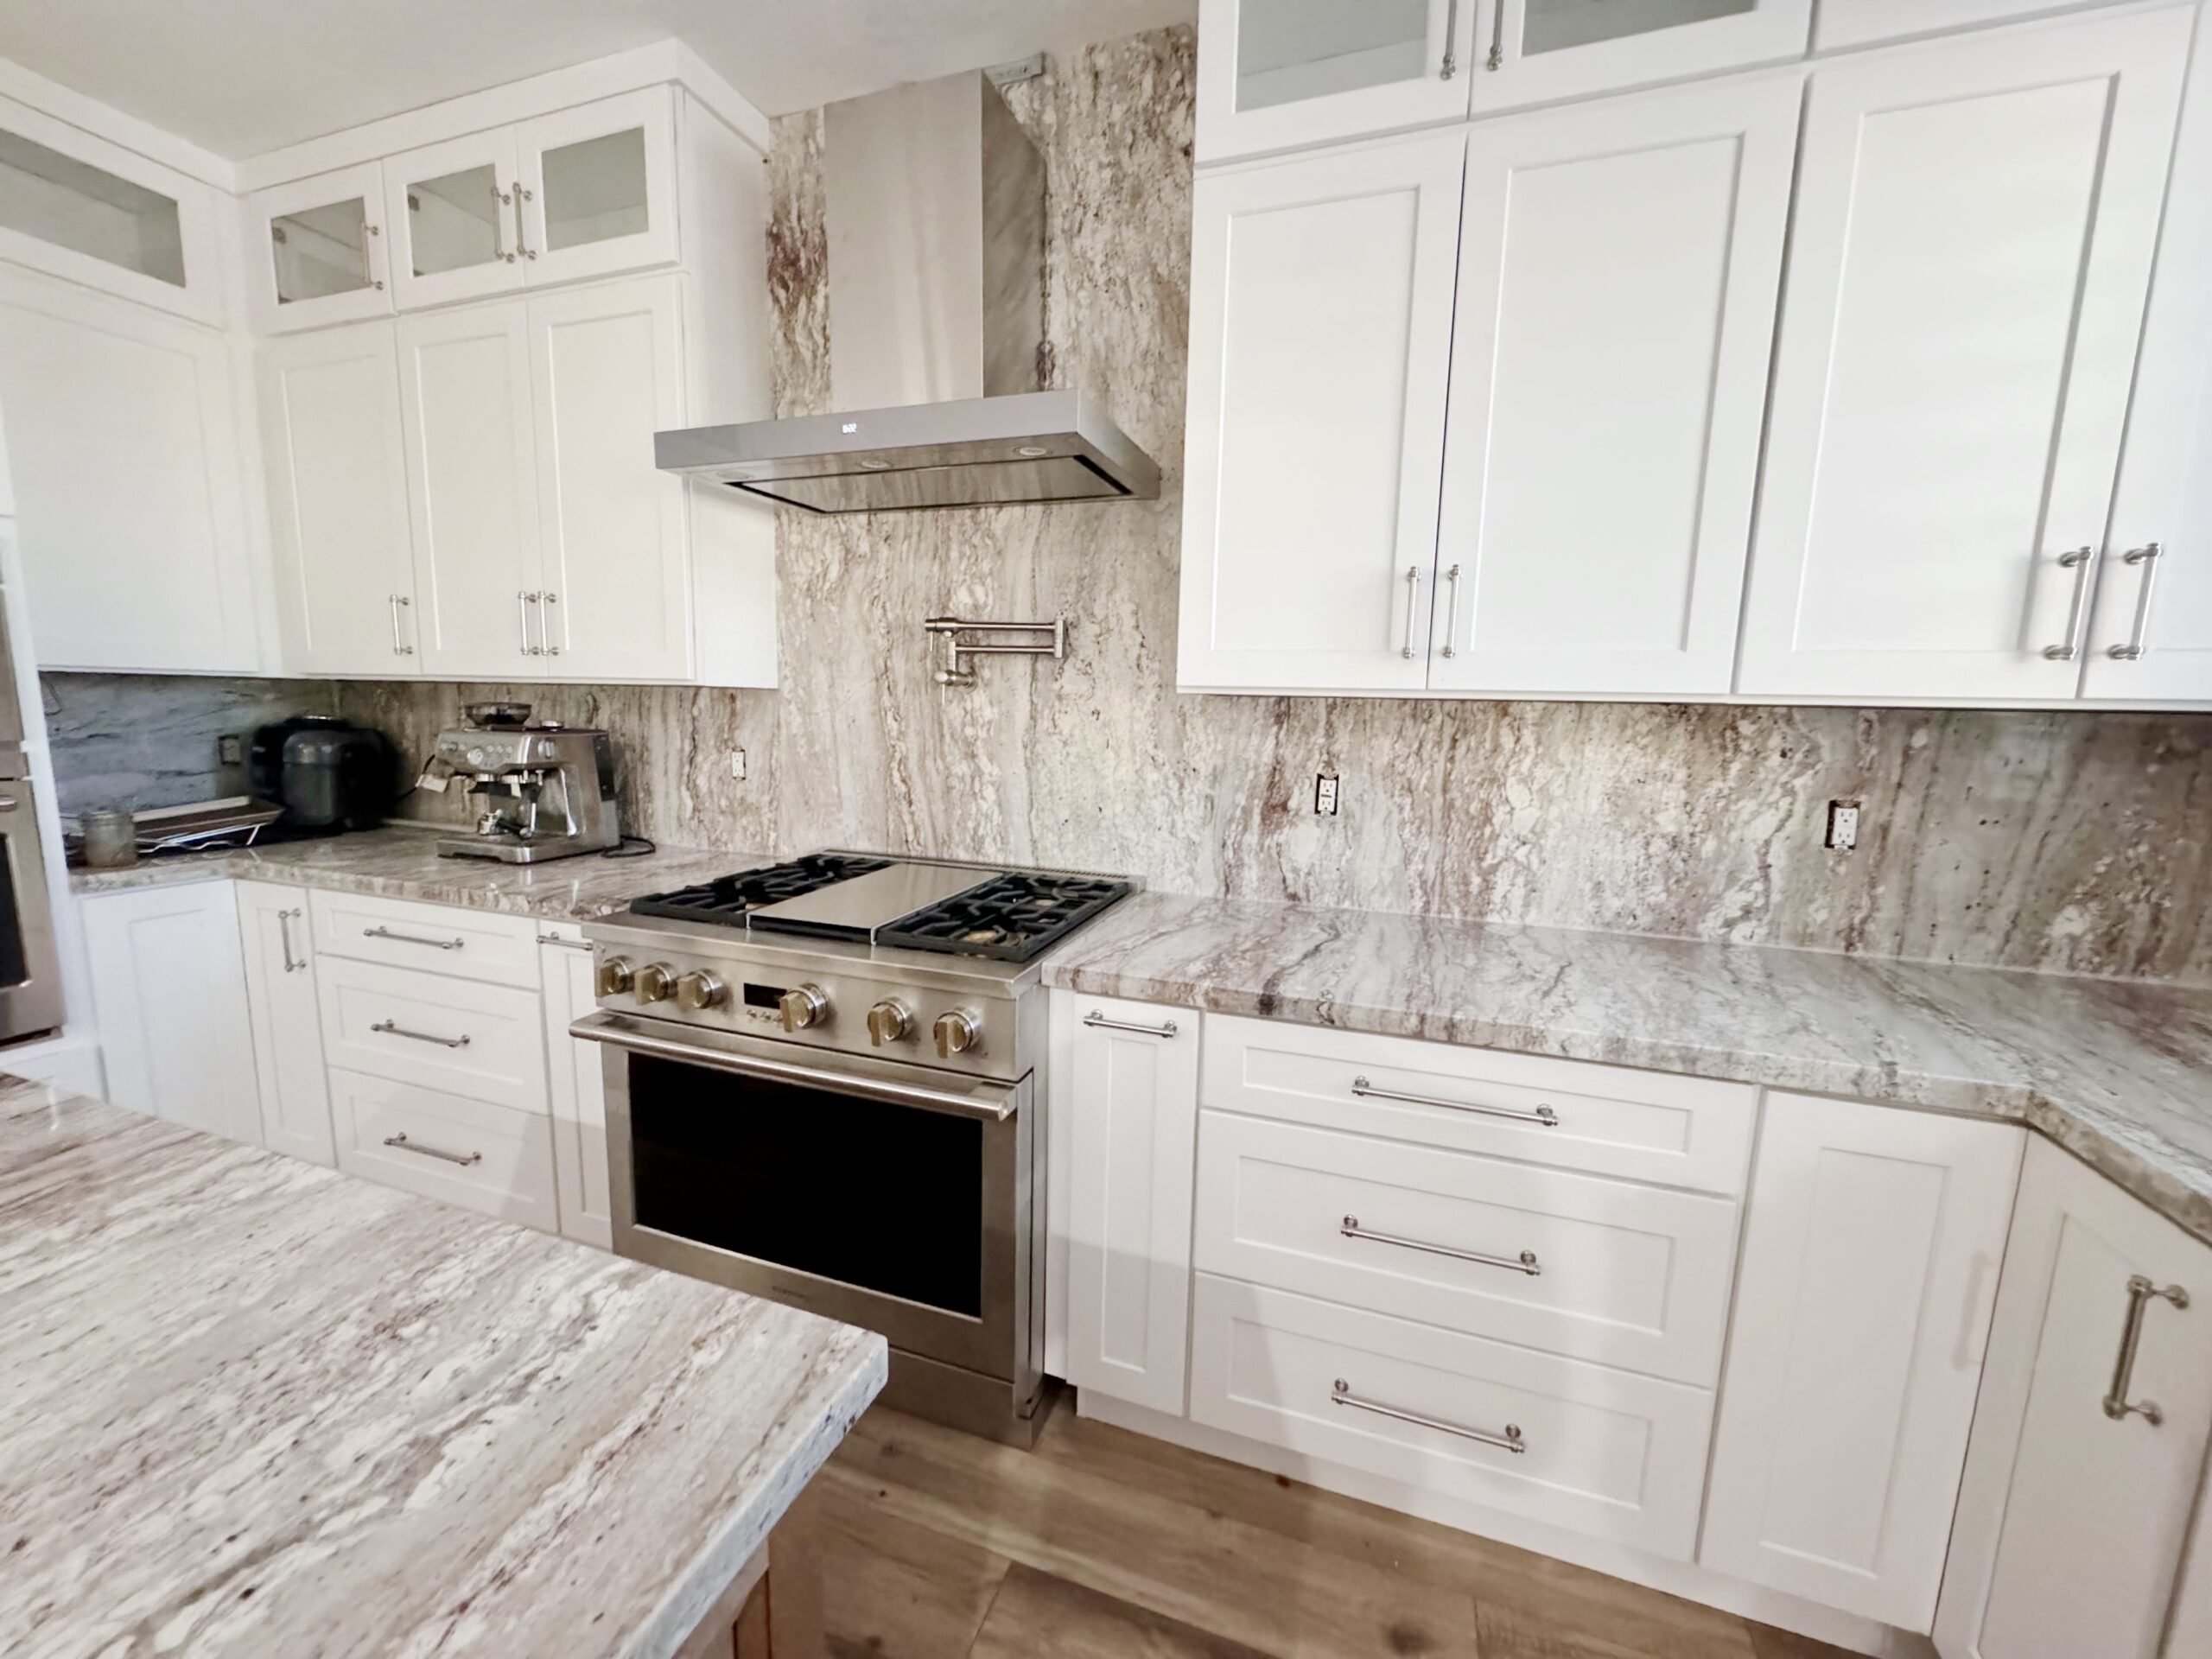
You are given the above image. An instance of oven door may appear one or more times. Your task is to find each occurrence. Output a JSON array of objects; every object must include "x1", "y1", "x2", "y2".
[{"x1": 575, "y1": 1009, "x2": 1033, "y2": 1383}]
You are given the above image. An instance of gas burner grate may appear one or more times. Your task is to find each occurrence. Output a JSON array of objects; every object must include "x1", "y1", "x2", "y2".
[
  {"x1": 879, "y1": 872, "x2": 1133, "y2": 963},
  {"x1": 628, "y1": 853, "x2": 893, "y2": 925}
]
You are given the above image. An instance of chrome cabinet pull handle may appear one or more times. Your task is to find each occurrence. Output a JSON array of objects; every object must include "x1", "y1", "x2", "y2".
[
  {"x1": 1488, "y1": 0, "x2": 1506, "y2": 69},
  {"x1": 514, "y1": 181, "x2": 536, "y2": 259},
  {"x1": 371, "y1": 1018, "x2": 472, "y2": 1049},
  {"x1": 362, "y1": 925, "x2": 465, "y2": 950},
  {"x1": 1352, "y1": 1074, "x2": 1558, "y2": 1127},
  {"x1": 1341, "y1": 1215, "x2": 1540, "y2": 1275},
  {"x1": 1332, "y1": 1378, "x2": 1525, "y2": 1453},
  {"x1": 276, "y1": 906, "x2": 301, "y2": 974},
  {"x1": 518, "y1": 589, "x2": 541, "y2": 656},
  {"x1": 2103, "y1": 1274, "x2": 2190, "y2": 1425},
  {"x1": 1400, "y1": 565, "x2": 1421, "y2": 660},
  {"x1": 1440, "y1": 563, "x2": 1463, "y2": 658},
  {"x1": 2107, "y1": 543, "x2": 2164, "y2": 660},
  {"x1": 1440, "y1": 0, "x2": 1460, "y2": 78},
  {"x1": 387, "y1": 593, "x2": 415, "y2": 656},
  {"x1": 537, "y1": 590, "x2": 560, "y2": 656},
  {"x1": 1083, "y1": 1010, "x2": 1179, "y2": 1039},
  {"x1": 493, "y1": 179, "x2": 515, "y2": 263},
  {"x1": 2043, "y1": 546, "x2": 2098, "y2": 660},
  {"x1": 382, "y1": 1132, "x2": 483, "y2": 1167},
  {"x1": 537, "y1": 932, "x2": 594, "y2": 950}
]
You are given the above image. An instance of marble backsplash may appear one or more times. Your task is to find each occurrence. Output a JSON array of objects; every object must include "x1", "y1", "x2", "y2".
[
  {"x1": 38, "y1": 673, "x2": 336, "y2": 816},
  {"x1": 50, "y1": 29, "x2": 2212, "y2": 984}
]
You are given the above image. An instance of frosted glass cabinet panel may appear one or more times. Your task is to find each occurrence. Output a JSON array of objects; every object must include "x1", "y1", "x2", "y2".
[
  {"x1": 1196, "y1": 0, "x2": 1478, "y2": 161},
  {"x1": 384, "y1": 132, "x2": 522, "y2": 310},
  {"x1": 1472, "y1": 0, "x2": 1811, "y2": 112},
  {"x1": 0, "y1": 92, "x2": 220, "y2": 324},
  {"x1": 248, "y1": 162, "x2": 394, "y2": 333},
  {"x1": 512, "y1": 89, "x2": 678, "y2": 286}
]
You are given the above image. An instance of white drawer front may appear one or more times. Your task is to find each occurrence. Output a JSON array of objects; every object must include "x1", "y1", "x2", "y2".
[
  {"x1": 1203, "y1": 1014, "x2": 1755, "y2": 1194},
  {"x1": 319, "y1": 956, "x2": 549, "y2": 1110},
  {"x1": 309, "y1": 888, "x2": 541, "y2": 988},
  {"x1": 1196, "y1": 1112, "x2": 1739, "y2": 1384},
  {"x1": 1188, "y1": 1274, "x2": 1715, "y2": 1560},
  {"x1": 330, "y1": 1068, "x2": 557, "y2": 1232}
]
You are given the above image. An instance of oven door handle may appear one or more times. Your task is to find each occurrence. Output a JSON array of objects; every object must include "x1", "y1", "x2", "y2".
[{"x1": 568, "y1": 1010, "x2": 1020, "y2": 1122}]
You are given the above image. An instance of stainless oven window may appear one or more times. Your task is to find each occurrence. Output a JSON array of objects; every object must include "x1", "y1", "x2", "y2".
[{"x1": 626, "y1": 1052, "x2": 987, "y2": 1317}]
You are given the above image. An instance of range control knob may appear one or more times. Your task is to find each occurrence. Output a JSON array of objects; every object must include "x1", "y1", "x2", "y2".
[
  {"x1": 865, "y1": 999, "x2": 912, "y2": 1047},
  {"x1": 632, "y1": 963, "x2": 676, "y2": 1005},
  {"x1": 779, "y1": 982, "x2": 830, "y2": 1032},
  {"x1": 675, "y1": 969, "x2": 728, "y2": 1012},
  {"x1": 933, "y1": 1009, "x2": 981, "y2": 1060},
  {"x1": 594, "y1": 956, "x2": 634, "y2": 998}
]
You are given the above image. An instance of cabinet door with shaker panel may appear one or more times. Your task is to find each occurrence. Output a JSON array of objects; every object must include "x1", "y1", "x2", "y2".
[
  {"x1": 539, "y1": 924, "x2": 612, "y2": 1249},
  {"x1": 236, "y1": 880, "x2": 334, "y2": 1166},
  {"x1": 1934, "y1": 1136, "x2": 2212, "y2": 1659},
  {"x1": 260, "y1": 321, "x2": 423, "y2": 676},
  {"x1": 1737, "y1": 7, "x2": 2191, "y2": 702}
]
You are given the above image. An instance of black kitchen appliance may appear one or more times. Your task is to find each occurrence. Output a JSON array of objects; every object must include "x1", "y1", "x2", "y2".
[{"x1": 247, "y1": 716, "x2": 394, "y2": 833}]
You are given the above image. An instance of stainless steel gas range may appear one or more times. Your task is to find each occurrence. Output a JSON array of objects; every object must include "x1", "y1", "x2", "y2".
[{"x1": 575, "y1": 852, "x2": 1134, "y2": 1442}]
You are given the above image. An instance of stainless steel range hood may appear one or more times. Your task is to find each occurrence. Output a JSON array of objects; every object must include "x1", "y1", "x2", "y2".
[{"x1": 654, "y1": 69, "x2": 1160, "y2": 513}]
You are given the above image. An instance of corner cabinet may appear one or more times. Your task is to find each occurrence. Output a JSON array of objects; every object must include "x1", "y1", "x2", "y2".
[
  {"x1": 539, "y1": 925, "x2": 613, "y2": 1249},
  {"x1": 1933, "y1": 1136, "x2": 2212, "y2": 1659},
  {"x1": 1736, "y1": 5, "x2": 2192, "y2": 702}
]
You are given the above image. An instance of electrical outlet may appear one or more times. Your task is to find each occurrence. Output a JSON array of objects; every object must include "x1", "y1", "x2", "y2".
[
  {"x1": 730, "y1": 748, "x2": 748, "y2": 781},
  {"x1": 1314, "y1": 771, "x2": 1340, "y2": 817},
  {"x1": 1826, "y1": 801, "x2": 1860, "y2": 851},
  {"x1": 216, "y1": 734, "x2": 242, "y2": 765}
]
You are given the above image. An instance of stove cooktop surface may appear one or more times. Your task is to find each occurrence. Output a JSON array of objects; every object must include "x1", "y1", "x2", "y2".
[{"x1": 626, "y1": 852, "x2": 1133, "y2": 964}]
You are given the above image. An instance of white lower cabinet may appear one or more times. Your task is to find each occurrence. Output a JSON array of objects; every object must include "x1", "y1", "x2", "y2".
[
  {"x1": 1063, "y1": 994, "x2": 1201, "y2": 1414},
  {"x1": 1700, "y1": 1092, "x2": 2024, "y2": 1630},
  {"x1": 328, "y1": 1067, "x2": 559, "y2": 1233},
  {"x1": 80, "y1": 882, "x2": 263, "y2": 1145},
  {"x1": 539, "y1": 925, "x2": 612, "y2": 1249},
  {"x1": 1933, "y1": 1136, "x2": 2212, "y2": 1659},
  {"x1": 1187, "y1": 1274, "x2": 1717, "y2": 1558},
  {"x1": 235, "y1": 880, "x2": 333, "y2": 1165},
  {"x1": 317, "y1": 954, "x2": 549, "y2": 1109}
]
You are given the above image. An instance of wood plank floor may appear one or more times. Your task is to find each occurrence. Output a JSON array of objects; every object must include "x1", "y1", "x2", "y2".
[{"x1": 817, "y1": 1393, "x2": 1866, "y2": 1659}]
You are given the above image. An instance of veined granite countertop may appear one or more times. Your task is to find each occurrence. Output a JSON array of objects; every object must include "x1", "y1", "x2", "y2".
[
  {"x1": 67, "y1": 823, "x2": 764, "y2": 923},
  {"x1": 1044, "y1": 891, "x2": 2212, "y2": 1247},
  {"x1": 0, "y1": 1076, "x2": 886, "y2": 1659}
]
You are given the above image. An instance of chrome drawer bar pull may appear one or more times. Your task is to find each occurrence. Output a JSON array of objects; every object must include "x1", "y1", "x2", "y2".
[
  {"x1": 1342, "y1": 1215, "x2": 1540, "y2": 1276},
  {"x1": 2103, "y1": 1273, "x2": 2190, "y2": 1425},
  {"x1": 1332, "y1": 1378, "x2": 1525, "y2": 1454},
  {"x1": 362, "y1": 925, "x2": 466, "y2": 950},
  {"x1": 382, "y1": 1132, "x2": 483, "y2": 1168},
  {"x1": 1083, "y1": 1010, "x2": 1179, "y2": 1039},
  {"x1": 371, "y1": 1018, "x2": 472, "y2": 1050},
  {"x1": 537, "y1": 932, "x2": 594, "y2": 951},
  {"x1": 1352, "y1": 1075, "x2": 1558, "y2": 1127}
]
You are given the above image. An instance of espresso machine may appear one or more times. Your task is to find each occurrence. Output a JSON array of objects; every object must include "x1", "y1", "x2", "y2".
[{"x1": 431, "y1": 706, "x2": 620, "y2": 863}]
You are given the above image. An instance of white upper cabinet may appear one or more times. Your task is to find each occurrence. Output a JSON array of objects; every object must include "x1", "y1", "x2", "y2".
[
  {"x1": 527, "y1": 275, "x2": 690, "y2": 679},
  {"x1": 1702, "y1": 1094, "x2": 2024, "y2": 1630},
  {"x1": 1471, "y1": 0, "x2": 1811, "y2": 114},
  {"x1": 1430, "y1": 73, "x2": 1796, "y2": 696},
  {"x1": 245, "y1": 162, "x2": 393, "y2": 334},
  {"x1": 1178, "y1": 131, "x2": 1464, "y2": 693},
  {"x1": 395, "y1": 300, "x2": 543, "y2": 678},
  {"x1": 0, "y1": 267, "x2": 262, "y2": 672},
  {"x1": 0, "y1": 92, "x2": 226, "y2": 327},
  {"x1": 1935, "y1": 1136, "x2": 2212, "y2": 1659},
  {"x1": 260, "y1": 321, "x2": 419, "y2": 675},
  {"x1": 1196, "y1": 0, "x2": 1478, "y2": 162},
  {"x1": 385, "y1": 130, "x2": 524, "y2": 311},
  {"x1": 1738, "y1": 6, "x2": 2192, "y2": 703},
  {"x1": 2083, "y1": 8, "x2": 2212, "y2": 705},
  {"x1": 514, "y1": 90, "x2": 679, "y2": 289}
]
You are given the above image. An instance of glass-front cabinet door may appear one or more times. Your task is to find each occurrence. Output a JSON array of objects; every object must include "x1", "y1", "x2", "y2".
[
  {"x1": 0, "y1": 92, "x2": 221, "y2": 326},
  {"x1": 247, "y1": 162, "x2": 393, "y2": 333},
  {"x1": 512, "y1": 89, "x2": 678, "y2": 287},
  {"x1": 1471, "y1": 0, "x2": 1812, "y2": 111},
  {"x1": 382, "y1": 131, "x2": 524, "y2": 310},
  {"x1": 1196, "y1": 0, "x2": 1478, "y2": 162}
]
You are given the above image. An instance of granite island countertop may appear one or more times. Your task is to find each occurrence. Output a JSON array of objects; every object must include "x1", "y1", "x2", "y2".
[
  {"x1": 1043, "y1": 891, "x2": 2212, "y2": 1247},
  {"x1": 0, "y1": 1075, "x2": 887, "y2": 1659},
  {"x1": 67, "y1": 823, "x2": 766, "y2": 923}
]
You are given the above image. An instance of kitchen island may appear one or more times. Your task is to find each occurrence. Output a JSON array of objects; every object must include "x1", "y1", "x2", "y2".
[{"x1": 0, "y1": 1073, "x2": 886, "y2": 1658}]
